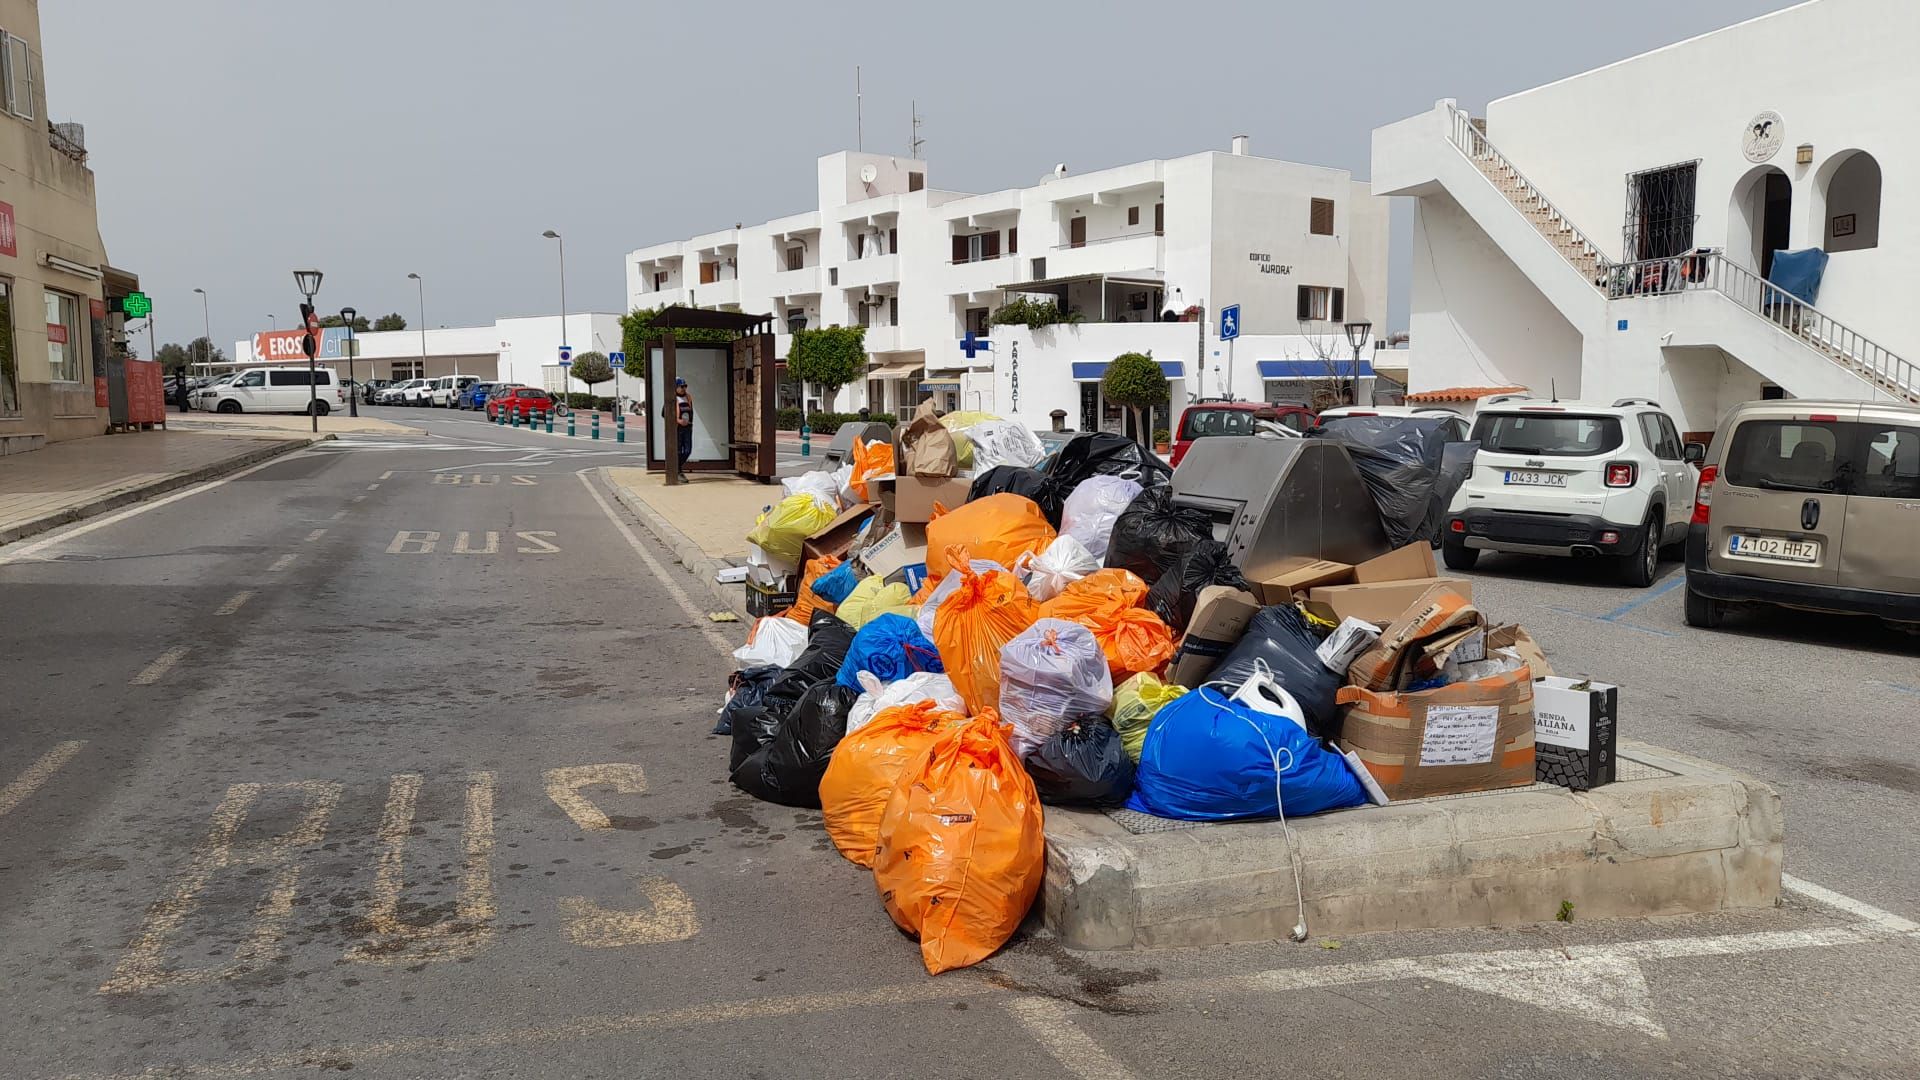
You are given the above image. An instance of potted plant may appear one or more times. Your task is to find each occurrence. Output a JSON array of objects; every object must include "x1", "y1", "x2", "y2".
[{"x1": 1153, "y1": 427, "x2": 1172, "y2": 455}]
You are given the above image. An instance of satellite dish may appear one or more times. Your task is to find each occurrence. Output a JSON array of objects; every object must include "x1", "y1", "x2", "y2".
[{"x1": 859, "y1": 163, "x2": 879, "y2": 184}]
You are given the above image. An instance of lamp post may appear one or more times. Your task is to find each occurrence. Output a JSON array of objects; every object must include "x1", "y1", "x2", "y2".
[
  {"x1": 268, "y1": 314, "x2": 277, "y2": 331},
  {"x1": 192, "y1": 287, "x2": 211, "y2": 375},
  {"x1": 294, "y1": 269, "x2": 324, "y2": 433},
  {"x1": 406, "y1": 272, "x2": 428, "y2": 384},
  {"x1": 341, "y1": 306, "x2": 359, "y2": 417},
  {"x1": 1342, "y1": 320, "x2": 1372, "y2": 407},
  {"x1": 542, "y1": 230, "x2": 570, "y2": 406}
]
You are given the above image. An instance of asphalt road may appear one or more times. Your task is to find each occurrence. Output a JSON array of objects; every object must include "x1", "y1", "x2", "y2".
[{"x1": 1, "y1": 413, "x2": 1917, "y2": 1078}]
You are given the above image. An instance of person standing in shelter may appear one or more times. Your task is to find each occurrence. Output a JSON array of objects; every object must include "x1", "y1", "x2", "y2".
[{"x1": 665, "y1": 378, "x2": 694, "y2": 471}]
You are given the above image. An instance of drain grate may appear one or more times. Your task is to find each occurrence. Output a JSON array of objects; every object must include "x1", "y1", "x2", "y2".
[{"x1": 1103, "y1": 756, "x2": 1674, "y2": 836}]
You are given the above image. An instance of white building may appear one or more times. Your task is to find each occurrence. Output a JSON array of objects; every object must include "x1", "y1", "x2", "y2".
[
  {"x1": 233, "y1": 313, "x2": 627, "y2": 395},
  {"x1": 1374, "y1": 0, "x2": 1915, "y2": 431},
  {"x1": 624, "y1": 139, "x2": 1389, "y2": 436}
]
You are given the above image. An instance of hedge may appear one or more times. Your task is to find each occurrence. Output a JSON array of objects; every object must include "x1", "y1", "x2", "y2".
[{"x1": 775, "y1": 408, "x2": 896, "y2": 434}]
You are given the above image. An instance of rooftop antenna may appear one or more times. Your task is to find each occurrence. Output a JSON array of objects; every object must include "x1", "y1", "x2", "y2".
[
  {"x1": 910, "y1": 100, "x2": 924, "y2": 159},
  {"x1": 855, "y1": 66, "x2": 863, "y2": 151}
]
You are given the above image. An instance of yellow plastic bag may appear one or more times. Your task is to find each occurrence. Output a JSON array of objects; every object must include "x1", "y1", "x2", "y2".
[
  {"x1": 849, "y1": 437, "x2": 895, "y2": 503},
  {"x1": 839, "y1": 575, "x2": 916, "y2": 629},
  {"x1": 936, "y1": 413, "x2": 995, "y2": 472},
  {"x1": 873, "y1": 709, "x2": 1045, "y2": 974},
  {"x1": 931, "y1": 557, "x2": 1039, "y2": 713},
  {"x1": 746, "y1": 494, "x2": 837, "y2": 563},
  {"x1": 1111, "y1": 672, "x2": 1188, "y2": 762},
  {"x1": 925, "y1": 494, "x2": 1056, "y2": 578},
  {"x1": 820, "y1": 700, "x2": 966, "y2": 868}
]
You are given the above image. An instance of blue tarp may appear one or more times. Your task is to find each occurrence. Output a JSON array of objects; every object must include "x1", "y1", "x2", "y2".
[
  {"x1": 1767, "y1": 248, "x2": 1829, "y2": 306},
  {"x1": 1257, "y1": 360, "x2": 1375, "y2": 379}
]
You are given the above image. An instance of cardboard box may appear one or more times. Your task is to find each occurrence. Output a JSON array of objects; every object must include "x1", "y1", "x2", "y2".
[
  {"x1": 1346, "y1": 585, "x2": 1482, "y2": 691},
  {"x1": 860, "y1": 522, "x2": 927, "y2": 580},
  {"x1": 1315, "y1": 617, "x2": 1382, "y2": 674},
  {"x1": 1309, "y1": 577, "x2": 1474, "y2": 627},
  {"x1": 745, "y1": 578, "x2": 798, "y2": 619},
  {"x1": 1252, "y1": 559, "x2": 1354, "y2": 605},
  {"x1": 1337, "y1": 665, "x2": 1537, "y2": 800},
  {"x1": 1353, "y1": 543, "x2": 1438, "y2": 584},
  {"x1": 1533, "y1": 676, "x2": 1618, "y2": 791},
  {"x1": 1168, "y1": 585, "x2": 1264, "y2": 687},
  {"x1": 800, "y1": 504, "x2": 879, "y2": 564},
  {"x1": 1489, "y1": 624, "x2": 1553, "y2": 678},
  {"x1": 890, "y1": 475, "x2": 973, "y2": 524}
]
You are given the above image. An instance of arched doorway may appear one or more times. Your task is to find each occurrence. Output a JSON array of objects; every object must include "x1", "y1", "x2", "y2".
[
  {"x1": 1728, "y1": 165, "x2": 1792, "y2": 278},
  {"x1": 1815, "y1": 149, "x2": 1881, "y2": 252}
]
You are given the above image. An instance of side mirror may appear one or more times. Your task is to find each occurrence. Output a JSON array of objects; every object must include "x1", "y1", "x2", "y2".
[{"x1": 1683, "y1": 442, "x2": 1707, "y2": 464}]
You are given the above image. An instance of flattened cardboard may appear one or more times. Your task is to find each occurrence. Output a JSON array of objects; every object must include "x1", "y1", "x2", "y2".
[
  {"x1": 1337, "y1": 666, "x2": 1536, "y2": 799},
  {"x1": 861, "y1": 522, "x2": 928, "y2": 580},
  {"x1": 1488, "y1": 624, "x2": 1554, "y2": 678},
  {"x1": 800, "y1": 503, "x2": 878, "y2": 564},
  {"x1": 1345, "y1": 586, "x2": 1482, "y2": 691},
  {"x1": 1353, "y1": 543, "x2": 1438, "y2": 584},
  {"x1": 1253, "y1": 558, "x2": 1354, "y2": 606},
  {"x1": 1533, "y1": 676, "x2": 1618, "y2": 791},
  {"x1": 1168, "y1": 586, "x2": 1263, "y2": 687},
  {"x1": 891, "y1": 476, "x2": 974, "y2": 523},
  {"x1": 1309, "y1": 577, "x2": 1474, "y2": 627}
]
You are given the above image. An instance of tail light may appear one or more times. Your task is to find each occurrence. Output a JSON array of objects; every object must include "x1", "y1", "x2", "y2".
[
  {"x1": 1691, "y1": 464, "x2": 1718, "y2": 524},
  {"x1": 1450, "y1": 519, "x2": 1466, "y2": 534},
  {"x1": 1605, "y1": 462, "x2": 1637, "y2": 487}
]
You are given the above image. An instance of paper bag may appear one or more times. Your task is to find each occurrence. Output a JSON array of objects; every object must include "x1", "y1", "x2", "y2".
[{"x1": 900, "y1": 400, "x2": 958, "y2": 478}]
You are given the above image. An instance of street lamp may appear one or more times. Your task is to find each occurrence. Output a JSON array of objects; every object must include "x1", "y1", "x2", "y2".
[
  {"x1": 192, "y1": 287, "x2": 211, "y2": 376},
  {"x1": 542, "y1": 230, "x2": 571, "y2": 406},
  {"x1": 407, "y1": 273, "x2": 428, "y2": 384},
  {"x1": 341, "y1": 306, "x2": 359, "y2": 417},
  {"x1": 268, "y1": 314, "x2": 277, "y2": 331},
  {"x1": 294, "y1": 270, "x2": 323, "y2": 432},
  {"x1": 1342, "y1": 320, "x2": 1372, "y2": 406}
]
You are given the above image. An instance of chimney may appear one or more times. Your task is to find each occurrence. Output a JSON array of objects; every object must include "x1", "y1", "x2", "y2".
[{"x1": 1230, "y1": 135, "x2": 1249, "y2": 156}]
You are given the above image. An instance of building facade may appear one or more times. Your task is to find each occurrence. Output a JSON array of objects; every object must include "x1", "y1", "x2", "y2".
[
  {"x1": 233, "y1": 313, "x2": 627, "y2": 398},
  {"x1": 0, "y1": 0, "x2": 132, "y2": 448},
  {"x1": 1374, "y1": 0, "x2": 1914, "y2": 430},
  {"x1": 625, "y1": 141, "x2": 1388, "y2": 435}
]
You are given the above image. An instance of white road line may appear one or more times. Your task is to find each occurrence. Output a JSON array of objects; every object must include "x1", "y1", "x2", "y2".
[
  {"x1": 0, "y1": 741, "x2": 86, "y2": 819},
  {"x1": 366, "y1": 483, "x2": 381, "y2": 490},
  {"x1": 304, "y1": 529, "x2": 327, "y2": 542},
  {"x1": 214, "y1": 590, "x2": 254, "y2": 616},
  {"x1": 131, "y1": 645, "x2": 191, "y2": 686},
  {"x1": 267, "y1": 553, "x2": 298, "y2": 572},
  {"x1": 351, "y1": 494, "x2": 367, "y2": 503},
  {"x1": 378, "y1": 470, "x2": 394, "y2": 480},
  {"x1": 0, "y1": 452, "x2": 305, "y2": 566},
  {"x1": 1783, "y1": 873, "x2": 1920, "y2": 933},
  {"x1": 329, "y1": 509, "x2": 348, "y2": 521},
  {"x1": 1007, "y1": 998, "x2": 1143, "y2": 1080},
  {"x1": 575, "y1": 470, "x2": 737, "y2": 656}
]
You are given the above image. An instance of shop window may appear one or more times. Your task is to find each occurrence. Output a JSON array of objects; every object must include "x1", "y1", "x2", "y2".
[
  {"x1": 1310, "y1": 198, "x2": 1335, "y2": 236},
  {"x1": 1823, "y1": 151, "x2": 1881, "y2": 252},
  {"x1": 45, "y1": 288, "x2": 79, "y2": 382}
]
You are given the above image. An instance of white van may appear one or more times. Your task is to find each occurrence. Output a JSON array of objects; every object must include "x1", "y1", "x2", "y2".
[
  {"x1": 204, "y1": 367, "x2": 345, "y2": 415},
  {"x1": 430, "y1": 374, "x2": 479, "y2": 408}
]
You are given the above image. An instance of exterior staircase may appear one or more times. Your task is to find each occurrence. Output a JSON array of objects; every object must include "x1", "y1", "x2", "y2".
[{"x1": 1450, "y1": 112, "x2": 1613, "y2": 291}]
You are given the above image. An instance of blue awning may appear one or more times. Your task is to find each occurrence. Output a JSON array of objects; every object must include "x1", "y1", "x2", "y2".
[
  {"x1": 1071, "y1": 360, "x2": 1185, "y2": 381},
  {"x1": 1258, "y1": 359, "x2": 1374, "y2": 379}
]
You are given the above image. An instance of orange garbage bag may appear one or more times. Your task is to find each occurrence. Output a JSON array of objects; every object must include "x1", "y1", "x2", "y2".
[
  {"x1": 1084, "y1": 603, "x2": 1176, "y2": 681},
  {"x1": 1039, "y1": 567, "x2": 1149, "y2": 622},
  {"x1": 872, "y1": 709, "x2": 1045, "y2": 974},
  {"x1": 849, "y1": 437, "x2": 895, "y2": 503},
  {"x1": 820, "y1": 700, "x2": 966, "y2": 868},
  {"x1": 786, "y1": 555, "x2": 843, "y2": 625},
  {"x1": 931, "y1": 557, "x2": 1039, "y2": 713},
  {"x1": 925, "y1": 494, "x2": 1056, "y2": 578}
]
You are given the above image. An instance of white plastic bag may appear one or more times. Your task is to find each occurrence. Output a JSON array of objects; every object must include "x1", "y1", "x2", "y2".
[
  {"x1": 1017, "y1": 535, "x2": 1101, "y2": 602},
  {"x1": 846, "y1": 671, "x2": 966, "y2": 735},
  {"x1": 998, "y1": 619, "x2": 1115, "y2": 757},
  {"x1": 1060, "y1": 475, "x2": 1143, "y2": 559},
  {"x1": 915, "y1": 559, "x2": 1006, "y2": 640},
  {"x1": 965, "y1": 419, "x2": 1047, "y2": 471},
  {"x1": 783, "y1": 469, "x2": 843, "y2": 510},
  {"x1": 731, "y1": 617, "x2": 808, "y2": 669},
  {"x1": 1225, "y1": 661, "x2": 1309, "y2": 733},
  {"x1": 832, "y1": 463, "x2": 858, "y2": 507}
]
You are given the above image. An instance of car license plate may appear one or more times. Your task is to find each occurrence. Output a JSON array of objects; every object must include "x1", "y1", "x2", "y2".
[
  {"x1": 1503, "y1": 470, "x2": 1567, "y2": 488},
  {"x1": 1728, "y1": 534, "x2": 1820, "y2": 563}
]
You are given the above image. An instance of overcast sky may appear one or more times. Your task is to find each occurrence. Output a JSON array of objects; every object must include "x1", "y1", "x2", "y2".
[{"x1": 43, "y1": 0, "x2": 1795, "y2": 353}]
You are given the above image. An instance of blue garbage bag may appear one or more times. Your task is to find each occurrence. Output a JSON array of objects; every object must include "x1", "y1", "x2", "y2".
[
  {"x1": 1126, "y1": 687, "x2": 1367, "y2": 821},
  {"x1": 835, "y1": 613, "x2": 943, "y2": 690},
  {"x1": 812, "y1": 560, "x2": 861, "y2": 605}
]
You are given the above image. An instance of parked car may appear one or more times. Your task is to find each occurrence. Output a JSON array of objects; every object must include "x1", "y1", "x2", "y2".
[
  {"x1": 401, "y1": 379, "x2": 436, "y2": 407},
  {"x1": 458, "y1": 381, "x2": 498, "y2": 410},
  {"x1": 1443, "y1": 396, "x2": 1698, "y2": 586},
  {"x1": 1318, "y1": 404, "x2": 1471, "y2": 441},
  {"x1": 376, "y1": 378, "x2": 424, "y2": 405},
  {"x1": 1684, "y1": 399, "x2": 1920, "y2": 631},
  {"x1": 359, "y1": 379, "x2": 392, "y2": 404},
  {"x1": 1171, "y1": 400, "x2": 1316, "y2": 466},
  {"x1": 200, "y1": 366, "x2": 346, "y2": 416},
  {"x1": 486, "y1": 386, "x2": 557, "y2": 421},
  {"x1": 188, "y1": 374, "x2": 238, "y2": 411},
  {"x1": 430, "y1": 374, "x2": 479, "y2": 408}
]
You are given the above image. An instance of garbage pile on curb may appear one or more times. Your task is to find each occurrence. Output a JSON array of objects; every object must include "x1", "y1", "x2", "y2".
[{"x1": 719, "y1": 402, "x2": 1620, "y2": 974}]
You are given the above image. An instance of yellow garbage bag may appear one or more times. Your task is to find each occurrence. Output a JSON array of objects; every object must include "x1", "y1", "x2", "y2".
[
  {"x1": 1111, "y1": 672, "x2": 1188, "y2": 762},
  {"x1": 938, "y1": 410, "x2": 1000, "y2": 433},
  {"x1": 746, "y1": 494, "x2": 837, "y2": 563},
  {"x1": 838, "y1": 575, "x2": 916, "y2": 629}
]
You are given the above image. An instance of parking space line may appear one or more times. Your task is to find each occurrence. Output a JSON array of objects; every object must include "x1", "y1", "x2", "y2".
[
  {"x1": 367, "y1": 483, "x2": 381, "y2": 490},
  {"x1": 304, "y1": 529, "x2": 327, "y2": 542},
  {"x1": 267, "y1": 554, "x2": 298, "y2": 572},
  {"x1": 214, "y1": 590, "x2": 254, "y2": 616},
  {"x1": 1008, "y1": 998, "x2": 1143, "y2": 1080},
  {"x1": 329, "y1": 509, "x2": 348, "y2": 521},
  {"x1": 131, "y1": 645, "x2": 191, "y2": 685},
  {"x1": 1599, "y1": 574, "x2": 1687, "y2": 620},
  {"x1": 0, "y1": 740, "x2": 86, "y2": 820},
  {"x1": 1782, "y1": 873, "x2": 1920, "y2": 934},
  {"x1": 379, "y1": 470, "x2": 394, "y2": 480},
  {"x1": 352, "y1": 495, "x2": 367, "y2": 503}
]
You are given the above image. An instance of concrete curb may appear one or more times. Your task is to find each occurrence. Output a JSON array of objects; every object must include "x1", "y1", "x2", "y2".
[
  {"x1": 0, "y1": 436, "x2": 326, "y2": 548},
  {"x1": 604, "y1": 471, "x2": 752, "y2": 621}
]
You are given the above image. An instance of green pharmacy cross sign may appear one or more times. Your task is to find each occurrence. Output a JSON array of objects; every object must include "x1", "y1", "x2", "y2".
[{"x1": 122, "y1": 291, "x2": 152, "y2": 318}]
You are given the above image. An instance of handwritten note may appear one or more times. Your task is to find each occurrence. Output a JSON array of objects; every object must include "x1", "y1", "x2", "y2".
[{"x1": 1419, "y1": 705, "x2": 1500, "y2": 767}]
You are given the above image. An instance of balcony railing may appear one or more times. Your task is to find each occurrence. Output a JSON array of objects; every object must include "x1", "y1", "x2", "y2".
[
  {"x1": 1053, "y1": 228, "x2": 1162, "y2": 251},
  {"x1": 1445, "y1": 104, "x2": 1612, "y2": 286}
]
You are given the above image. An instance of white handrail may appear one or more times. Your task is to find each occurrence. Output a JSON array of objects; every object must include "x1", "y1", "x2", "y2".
[{"x1": 1443, "y1": 106, "x2": 1614, "y2": 284}]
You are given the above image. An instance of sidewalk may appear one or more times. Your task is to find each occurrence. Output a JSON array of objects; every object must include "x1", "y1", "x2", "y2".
[
  {"x1": 167, "y1": 411, "x2": 421, "y2": 437},
  {"x1": 604, "y1": 466, "x2": 782, "y2": 619},
  {"x1": 0, "y1": 429, "x2": 319, "y2": 546}
]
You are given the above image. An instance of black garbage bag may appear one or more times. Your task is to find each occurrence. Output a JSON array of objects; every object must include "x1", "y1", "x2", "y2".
[
  {"x1": 1045, "y1": 432, "x2": 1173, "y2": 492},
  {"x1": 1025, "y1": 718, "x2": 1135, "y2": 807},
  {"x1": 1315, "y1": 416, "x2": 1450, "y2": 548},
  {"x1": 1204, "y1": 604, "x2": 1344, "y2": 741},
  {"x1": 730, "y1": 681, "x2": 861, "y2": 807},
  {"x1": 1104, "y1": 485, "x2": 1214, "y2": 588},
  {"x1": 968, "y1": 465, "x2": 1059, "y2": 523},
  {"x1": 762, "y1": 611, "x2": 857, "y2": 719},
  {"x1": 1143, "y1": 539, "x2": 1252, "y2": 633},
  {"x1": 728, "y1": 704, "x2": 784, "y2": 774},
  {"x1": 1433, "y1": 439, "x2": 1480, "y2": 543},
  {"x1": 715, "y1": 665, "x2": 780, "y2": 737}
]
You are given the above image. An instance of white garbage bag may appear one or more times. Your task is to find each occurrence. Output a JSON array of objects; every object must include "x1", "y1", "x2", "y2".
[
  {"x1": 832, "y1": 463, "x2": 858, "y2": 507},
  {"x1": 915, "y1": 559, "x2": 1006, "y2": 641},
  {"x1": 1060, "y1": 475, "x2": 1143, "y2": 559},
  {"x1": 783, "y1": 469, "x2": 843, "y2": 510},
  {"x1": 998, "y1": 619, "x2": 1114, "y2": 757},
  {"x1": 1017, "y1": 535, "x2": 1101, "y2": 602},
  {"x1": 731, "y1": 617, "x2": 809, "y2": 669},
  {"x1": 965, "y1": 419, "x2": 1047, "y2": 471},
  {"x1": 846, "y1": 670, "x2": 967, "y2": 735}
]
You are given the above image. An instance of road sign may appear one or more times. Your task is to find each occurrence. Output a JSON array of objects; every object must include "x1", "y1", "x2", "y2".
[
  {"x1": 122, "y1": 291, "x2": 152, "y2": 318},
  {"x1": 1219, "y1": 304, "x2": 1241, "y2": 341},
  {"x1": 558, "y1": 346, "x2": 572, "y2": 364},
  {"x1": 609, "y1": 351, "x2": 624, "y2": 365}
]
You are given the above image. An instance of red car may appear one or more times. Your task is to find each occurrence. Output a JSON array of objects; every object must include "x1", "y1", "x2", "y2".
[
  {"x1": 486, "y1": 386, "x2": 556, "y2": 420},
  {"x1": 1170, "y1": 400, "x2": 1316, "y2": 465}
]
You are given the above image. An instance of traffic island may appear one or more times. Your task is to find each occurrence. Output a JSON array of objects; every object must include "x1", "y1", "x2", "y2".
[{"x1": 1042, "y1": 741, "x2": 1783, "y2": 950}]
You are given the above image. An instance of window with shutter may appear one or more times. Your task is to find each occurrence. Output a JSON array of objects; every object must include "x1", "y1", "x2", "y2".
[
  {"x1": 908, "y1": 171, "x2": 925, "y2": 192},
  {"x1": 700, "y1": 262, "x2": 718, "y2": 284},
  {"x1": 1154, "y1": 204, "x2": 1164, "y2": 236},
  {"x1": 952, "y1": 234, "x2": 969, "y2": 263},
  {"x1": 1310, "y1": 198, "x2": 1335, "y2": 236},
  {"x1": 1008, "y1": 227, "x2": 1018, "y2": 254},
  {"x1": 1331, "y1": 288, "x2": 1345, "y2": 323},
  {"x1": 1069, "y1": 217, "x2": 1086, "y2": 248},
  {"x1": 982, "y1": 231, "x2": 1000, "y2": 259},
  {"x1": 888, "y1": 297, "x2": 899, "y2": 325},
  {"x1": 1296, "y1": 286, "x2": 1313, "y2": 322},
  {"x1": 1127, "y1": 206, "x2": 1140, "y2": 227},
  {"x1": 786, "y1": 246, "x2": 805, "y2": 271},
  {"x1": 888, "y1": 227, "x2": 898, "y2": 255}
]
